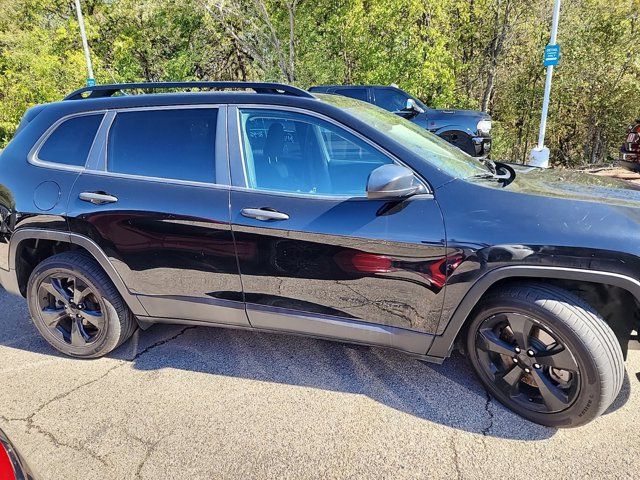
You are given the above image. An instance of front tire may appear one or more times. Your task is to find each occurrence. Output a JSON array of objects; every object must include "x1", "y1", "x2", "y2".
[
  {"x1": 27, "y1": 251, "x2": 137, "y2": 358},
  {"x1": 466, "y1": 282, "x2": 624, "y2": 428}
]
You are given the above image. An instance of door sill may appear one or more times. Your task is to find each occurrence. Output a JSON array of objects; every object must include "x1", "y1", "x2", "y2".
[{"x1": 246, "y1": 303, "x2": 433, "y2": 355}]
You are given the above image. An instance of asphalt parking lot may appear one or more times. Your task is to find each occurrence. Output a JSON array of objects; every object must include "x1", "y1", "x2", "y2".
[{"x1": 0, "y1": 288, "x2": 639, "y2": 479}]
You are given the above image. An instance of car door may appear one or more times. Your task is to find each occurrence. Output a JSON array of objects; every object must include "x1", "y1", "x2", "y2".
[
  {"x1": 67, "y1": 105, "x2": 248, "y2": 327},
  {"x1": 228, "y1": 105, "x2": 447, "y2": 353}
]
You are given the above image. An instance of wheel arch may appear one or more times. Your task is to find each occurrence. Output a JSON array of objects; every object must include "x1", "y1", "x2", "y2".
[
  {"x1": 9, "y1": 228, "x2": 147, "y2": 316},
  {"x1": 433, "y1": 125, "x2": 474, "y2": 137},
  {"x1": 427, "y1": 266, "x2": 640, "y2": 359}
]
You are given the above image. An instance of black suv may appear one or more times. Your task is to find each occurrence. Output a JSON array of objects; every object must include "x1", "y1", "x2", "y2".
[
  {"x1": 0, "y1": 82, "x2": 638, "y2": 428},
  {"x1": 308, "y1": 84, "x2": 492, "y2": 157}
]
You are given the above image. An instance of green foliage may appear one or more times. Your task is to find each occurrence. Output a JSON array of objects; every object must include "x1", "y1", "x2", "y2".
[{"x1": 0, "y1": 0, "x2": 638, "y2": 166}]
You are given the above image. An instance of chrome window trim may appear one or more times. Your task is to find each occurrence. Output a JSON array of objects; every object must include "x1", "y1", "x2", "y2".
[
  {"x1": 232, "y1": 104, "x2": 433, "y2": 197},
  {"x1": 76, "y1": 168, "x2": 231, "y2": 190},
  {"x1": 227, "y1": 184, "x2": 434, "y2": 201},
  {"x1": 86, "y1": 104, "x2": 228, "y2": 188},
  {"x1": 28, "y1": 110, "x2": 108, "y2": 172}
]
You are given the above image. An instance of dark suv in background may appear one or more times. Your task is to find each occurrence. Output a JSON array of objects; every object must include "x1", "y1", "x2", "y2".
[
  {"x1": 1, "y1": 81, "x2": 639, "y2": 428},
  {"x1": 308, "y1": 84, "x2": 492, "y2": 157},
  {"x1": 619, "y1": 119, "x2": 640, "y2": 170}
]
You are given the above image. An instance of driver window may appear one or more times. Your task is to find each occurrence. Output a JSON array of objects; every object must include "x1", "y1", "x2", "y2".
[
  {"x1": 238, "y1": 109, "x2": 393, "y2": 196},
  {"x1": 373, "y1": 88, "x2": 410, "y2": 112}
]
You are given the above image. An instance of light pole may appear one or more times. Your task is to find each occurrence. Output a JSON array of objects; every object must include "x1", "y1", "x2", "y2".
[
  {"x1": 529, "y1": 0, "x2": 561, "y2": 168},
  {"x1": 73, "y1": 0, "x2": 95, "y2": 87}
]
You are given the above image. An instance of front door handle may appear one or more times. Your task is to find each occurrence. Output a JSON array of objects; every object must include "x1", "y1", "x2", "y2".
[
  {"x1": 79, "y1": 192, "x2": 119, "y2": 205},
  {"x1": 241, "y1": 208, "x2": 290, "y2": 221}
]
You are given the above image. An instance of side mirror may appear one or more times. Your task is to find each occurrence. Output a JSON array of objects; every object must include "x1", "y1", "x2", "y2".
[
  {"x1": 405, "y1": 98, "x2": 425, "y2": 114},
  {"x1": 394, "y1": 98, "x2": 425, "y2": 119},
  {"x1": 366, "y1": 164, "x2": 427, "y2": 200}
]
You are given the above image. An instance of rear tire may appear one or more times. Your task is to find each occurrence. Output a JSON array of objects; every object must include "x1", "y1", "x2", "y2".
[
  {"x1": 27, "y1": 251, "x2": 137, "y2": 358},
  {"x1": 466, "y1": 282, "x2": 624, "y2": 428}
]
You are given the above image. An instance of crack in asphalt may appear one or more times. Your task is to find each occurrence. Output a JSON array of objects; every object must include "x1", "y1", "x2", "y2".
[
  {"x1": 0, "y1": 326, "x2": 197, "y2": 471},
  {"x1": 133, "y1": 435, "x2": 164, "y2": 480},
  {"x1": 125, "y1": 326, "x2": 197, "y2": 362},
  {"x1": 481, "y1": 390, "x2": 494, "y2": 436}
]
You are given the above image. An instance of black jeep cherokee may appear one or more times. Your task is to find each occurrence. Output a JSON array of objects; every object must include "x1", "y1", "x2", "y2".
[{"x1": 0, "y1": 82, "x2": 638, "y2": 428}]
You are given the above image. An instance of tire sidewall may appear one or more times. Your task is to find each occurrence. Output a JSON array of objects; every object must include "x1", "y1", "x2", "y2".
[
  {"x1": 27, "y1": 261, "x2": 122, "y2": 359},
  {"x1": 467, "y1": 296, "x2": 604, "y2": 428}
]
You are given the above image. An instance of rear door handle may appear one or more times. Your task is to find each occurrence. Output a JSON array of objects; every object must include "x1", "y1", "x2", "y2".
[
  {"x1": 241, "y1": 208, "x2": 289, "y2": 221},
  {"x1": 79, "y1": 192, "x2": 119, "y2": 205}
]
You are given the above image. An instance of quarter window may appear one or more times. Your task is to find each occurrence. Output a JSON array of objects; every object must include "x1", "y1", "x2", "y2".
[
  {"x1": 38, "y1": 114, "x2": 103, "y2": 167},
  {"x1": 107, "y1": 108, "x2": 217, "y2": 183},
  {"x1": 239, "y1": 109, "x2": 393, "y2": 196}
]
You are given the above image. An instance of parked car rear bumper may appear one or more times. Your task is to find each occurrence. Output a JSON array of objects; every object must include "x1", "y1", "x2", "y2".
[
  {"x1": 618, "y1": 148, "x2": 640, "y2": 171},
  {"x1": 0, "y1": 427, "x2": 37, "y2": 480}
]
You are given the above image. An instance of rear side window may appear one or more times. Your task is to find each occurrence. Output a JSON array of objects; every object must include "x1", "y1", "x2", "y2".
[
  {"x1": 107, "y1": 108, "x2": 217, "y2": 183},
  {"x1": 38, "y1": 114, "x2": 103, "y2": 167}
]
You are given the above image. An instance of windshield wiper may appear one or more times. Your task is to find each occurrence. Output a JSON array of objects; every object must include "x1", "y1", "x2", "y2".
[
  {"x1": 479, "y1": 157, "x2": 497, "y2": 174},
  {"x1": 471, "y1": 160, "x2": 515, "y2": 184}
]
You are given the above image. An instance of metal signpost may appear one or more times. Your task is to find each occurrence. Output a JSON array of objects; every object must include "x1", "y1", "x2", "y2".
[
  {"x1": 73, "y1": 0, "x2": 96, "y2": 87},
  {"x1": 529, "y1": 0, "x2": 562, "y2": 168}
]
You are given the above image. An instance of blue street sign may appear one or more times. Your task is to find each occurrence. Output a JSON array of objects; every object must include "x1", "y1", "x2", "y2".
[
  {"x1": 543, "y1": 44, "x2": 561, "y2": 66},
  {"x1": 87, "y1": 78, "x2": 96, "y2": 87}
]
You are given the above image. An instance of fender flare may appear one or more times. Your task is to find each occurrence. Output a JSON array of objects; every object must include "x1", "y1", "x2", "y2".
[
  {"x1": 8, "y1": 228, "x2": 147, "y2": 316},
  {"x1": 433, "y1": 125, "x2": 474, "y2": 137},
  {"x1": 426, "y1": 265, "x2": 640, "y2": 358}
]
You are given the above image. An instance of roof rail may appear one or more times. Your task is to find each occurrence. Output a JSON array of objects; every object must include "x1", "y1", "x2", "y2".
[{"x1": 64, "y1": 81, "x2": 315, "y2": 100}]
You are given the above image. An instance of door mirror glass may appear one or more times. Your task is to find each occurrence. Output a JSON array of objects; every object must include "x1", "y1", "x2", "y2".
[{"x1": 366, "y1": 164, "x2": 426, "y2": 200}]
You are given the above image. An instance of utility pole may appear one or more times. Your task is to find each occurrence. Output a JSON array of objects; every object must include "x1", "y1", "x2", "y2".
[
  {"x1": 74, "y1": 0, "x2": 95, "y2": 87},
  {"x1": 529, "y1": 0, "x2": 561, "y2": 168}
]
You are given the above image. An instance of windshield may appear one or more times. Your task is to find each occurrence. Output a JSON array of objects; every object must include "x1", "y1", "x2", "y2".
[{"x1": 316, "y1": 93, "x2": 489, "y2": 179}]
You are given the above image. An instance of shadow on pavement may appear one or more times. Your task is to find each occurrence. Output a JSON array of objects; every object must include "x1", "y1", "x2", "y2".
[
  {"x1": 1, "y1": 289, "x2": 631, "y2": 441},
  {"x1": 115, "y1": 324, "x2": 558, "y2": 440}
]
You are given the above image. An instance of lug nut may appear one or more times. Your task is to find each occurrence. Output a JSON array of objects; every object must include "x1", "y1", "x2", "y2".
[
  {"x1": 527, "y1": 349, "x2": 535, "y2": 357},
  {"x1": 524, "y1": 367, "x2": 531, "y2": 373},
  {"x1": 78, "y1": 303, "x2": 84, "y2": 310},
  {"x1": 514, "y1": 347, "x2": 521, "y2": 353},
  {"x1": 534, "y1": 363, "x2": 541, "y2": 369},
  {"x1": 513, "y1": 357, "x2": 519, "y2": 363}
]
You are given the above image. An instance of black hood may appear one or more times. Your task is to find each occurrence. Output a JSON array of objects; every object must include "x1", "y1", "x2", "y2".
[
  {"x1": 412, "y1": 109, "x2": 490, "y2": 134},
  {"x1": 504, "y1": 164, "x2": 640, "y2": 208}
]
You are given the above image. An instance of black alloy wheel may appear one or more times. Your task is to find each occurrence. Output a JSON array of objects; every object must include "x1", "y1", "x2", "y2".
[
  {"x1": 37, "y1": 274, "x2": 105, "y2": 347},
  {"x1": 474, "y1": 312, "x2": 580, "y2": 414},
  {"x1": 27, "y1": 251, "x2": 137, "y2": 358},
  {"x1": 466, "y1": 282, "x2": 624, "y2": 428}
]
